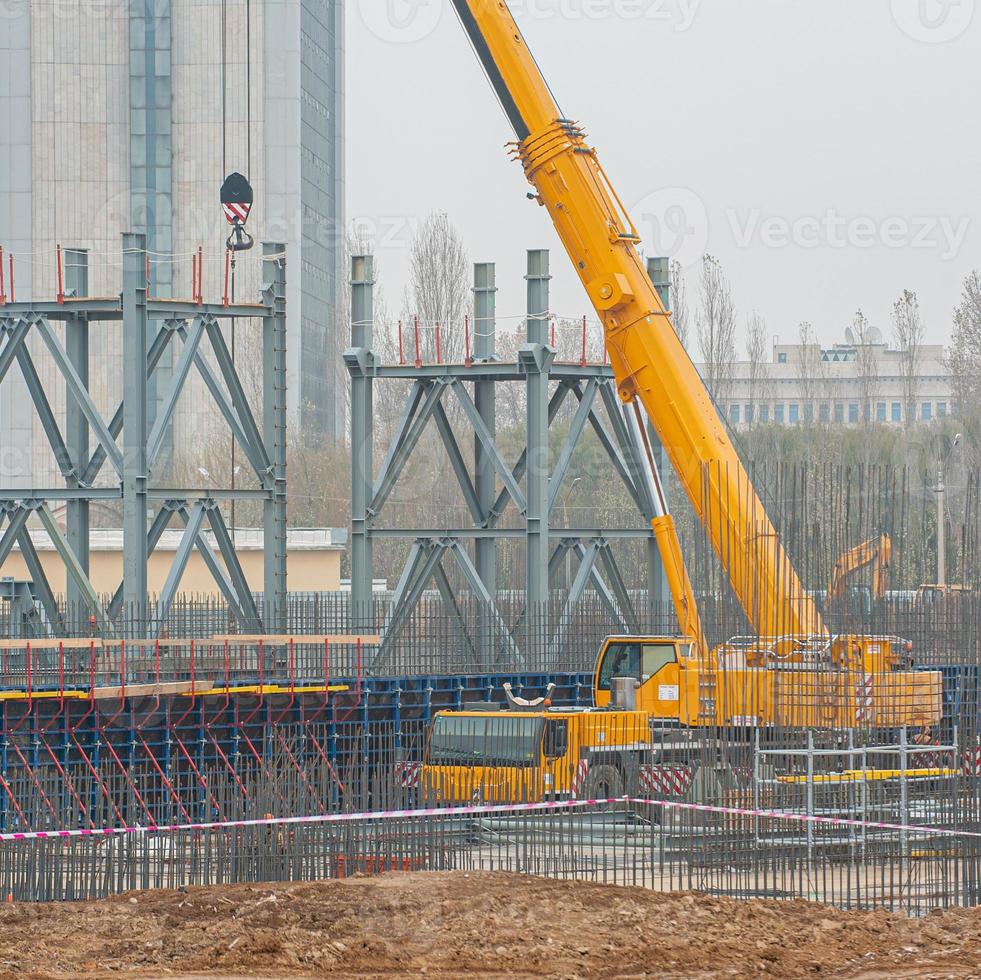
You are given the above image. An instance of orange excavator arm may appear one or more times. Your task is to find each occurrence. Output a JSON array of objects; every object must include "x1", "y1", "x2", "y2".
[
  {"x1": 826, "y1": 534, "x2": 892, "y2": 605},
  {"x1": 450, "y1": 0, "x2": 823, "y2": 641}
]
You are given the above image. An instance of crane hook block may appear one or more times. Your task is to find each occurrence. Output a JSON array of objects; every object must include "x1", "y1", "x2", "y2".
[{"x1": 220, "y1": 172, "x2": 255, "y2": 252}]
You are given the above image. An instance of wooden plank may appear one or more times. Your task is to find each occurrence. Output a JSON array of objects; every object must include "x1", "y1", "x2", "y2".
[
  {"x1": 100, "y1": 639, "x2": 206, "y2": 649},
  {"x1": 0, "y1": 681, "x2": 349, "y2": 702},
  {"x1": 0, "y1": 638, "x2": 104, "y2": 651},
  {"x1": 209, "y1": 634, "x2": 381, "y2": 645},
  {"x1": 89, "y1": 680, "x2": 215, "y2": 700}
]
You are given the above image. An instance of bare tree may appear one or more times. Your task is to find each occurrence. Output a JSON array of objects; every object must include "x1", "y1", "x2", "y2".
[
  {"x1": 746, "y1": 312, "x2": 770, "y2": 425},
  {"x1": 852, "y1": 309, "x2": 880, "y2": 426},
  {"x1": 892, "y1": 288, "x2": 924, "y2": 430},
  {"x1": 795, "y1": 321, "x2": 824, "y2": 424},
  {"x1": 696, "y1": 254, "x2": 737, "y2": 408},
  {"x1": 669, "y1": 259, "x2": 690, "y2": 350},
  {"x1": 406, "y1": 211, "x2": 470, "y2": 364},
  {"x1": 947, "y1": 270, "x2": 981, "y2": 422}
]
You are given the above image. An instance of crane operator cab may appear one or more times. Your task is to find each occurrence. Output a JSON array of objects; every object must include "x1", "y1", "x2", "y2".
[{"x1": 593, "y1": 636, "x2": 698, "y2": 719}]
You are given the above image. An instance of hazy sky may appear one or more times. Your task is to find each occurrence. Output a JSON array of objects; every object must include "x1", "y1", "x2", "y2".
[{"x1": 346, "y1": 0, "x2": 978, "y2": 353}]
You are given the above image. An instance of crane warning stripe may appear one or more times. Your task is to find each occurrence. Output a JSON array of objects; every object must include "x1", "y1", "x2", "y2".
[
  {"x1": 222, "y1": 203, "x2": 251, "y2": 224},
  {"x1": 639, "y1": 764, "x2": 693, "y2": 797}
]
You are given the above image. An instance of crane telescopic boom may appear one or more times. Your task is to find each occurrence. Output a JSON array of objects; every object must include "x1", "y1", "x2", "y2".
[{"x1": 450, "y1": 0, "x2": 823, "y2": 640}]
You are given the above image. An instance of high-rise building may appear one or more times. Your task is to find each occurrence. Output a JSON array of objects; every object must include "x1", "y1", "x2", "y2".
[{"x1": 0, "y1": 0, "x2": 344, "y2": 486}]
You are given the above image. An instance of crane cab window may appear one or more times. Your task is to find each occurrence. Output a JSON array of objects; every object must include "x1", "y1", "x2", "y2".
[
  {"x1": 597, "y1": 641, "x2": 678, "y2": 691},
  {"x1": 426, "y1": 715, "x2": 543, "y2": 767},
  {"x1": 543, "y1": 719, "x2": 569, "y2": 759}
]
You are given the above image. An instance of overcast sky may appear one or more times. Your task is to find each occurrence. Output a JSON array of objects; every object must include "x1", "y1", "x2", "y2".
[{"x1": 346, "y1": 0, "x2": 978, "y2": 353}]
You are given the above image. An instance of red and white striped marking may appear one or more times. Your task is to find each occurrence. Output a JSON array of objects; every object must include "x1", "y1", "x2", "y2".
[
  {"x1": 394, "y1": 761, "x2": 422, "y2": 789},
  {"x1": 962, "y1": 747, "x2": 981, "y2": 776},
  {"x1": 855, "y1": 674, "x2": 874, "y2": 724},
  {"x1": 222, "y1": 202, "x2": 251, "y2": 224},
  {"x1": 639, "y1": 764, "x2": 693, "y2": 797},
  {"x1": 7, "y1": 795, "x2": 981, "y2": 845},
  {"x1": 571, "y1": 759, "x2": 590, "y2": 799}
]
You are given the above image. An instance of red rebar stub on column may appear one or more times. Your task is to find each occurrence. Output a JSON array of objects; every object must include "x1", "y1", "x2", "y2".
[{"x1": 56, "y1": 244, "x2": 64, "y2": 304}]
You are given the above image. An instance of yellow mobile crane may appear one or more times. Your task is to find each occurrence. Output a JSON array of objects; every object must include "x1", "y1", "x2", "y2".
[{"x1": 419, "y1": 2, "x2": 941, "y2": 803}]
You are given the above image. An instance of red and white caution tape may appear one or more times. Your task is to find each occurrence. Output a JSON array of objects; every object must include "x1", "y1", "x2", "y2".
[{"x1": 2, "y1": 794, "x2": 981, "y2": 844}]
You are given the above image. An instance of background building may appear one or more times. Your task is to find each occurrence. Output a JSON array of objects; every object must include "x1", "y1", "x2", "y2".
[
  {"x1": 704, "y1": 334, "x2": 953, "y2": 429},
  {"x1": 0, "y1": 526, "x2": 346, "y2": 596},
  {"x1": 0, "y1": 0, "x2": 345, "y2": 487}
]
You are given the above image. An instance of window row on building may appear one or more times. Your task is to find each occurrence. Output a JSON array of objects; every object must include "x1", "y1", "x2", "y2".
[{"x1": 728, "y1": 400, "x2": 949, "y2": 426}]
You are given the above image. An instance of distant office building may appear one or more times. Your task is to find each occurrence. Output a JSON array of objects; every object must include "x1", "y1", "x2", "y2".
[
  {"x1": 0, "y1": 0, "x2": 344, "y2": 486},
  {"x1": 699, "y1": 333, "x2": 952, "y2": 429}
]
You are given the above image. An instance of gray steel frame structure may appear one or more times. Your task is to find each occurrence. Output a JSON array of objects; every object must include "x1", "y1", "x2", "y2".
[
  {"x1": 0, "y1": 235, "x2": 288, "y2": 638},
  {"x1": 346, "y1": 250, "x2": 672, "y2": 668}
]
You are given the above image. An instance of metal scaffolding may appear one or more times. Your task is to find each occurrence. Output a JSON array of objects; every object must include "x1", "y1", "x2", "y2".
[
  {"x1": 346, "y1": 249, "x2": 674, "y2": 669},
  {"x1": 0, "y1": 235, "x2": 288, "y2": 638}
]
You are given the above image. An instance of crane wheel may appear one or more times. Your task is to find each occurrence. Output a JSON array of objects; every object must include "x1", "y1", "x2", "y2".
[{"x1": 582, "y1": 763, "x2": 625, "y2": 803}]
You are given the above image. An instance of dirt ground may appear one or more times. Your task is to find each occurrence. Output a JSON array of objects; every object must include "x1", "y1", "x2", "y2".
[{"x1": 1, "y1": 871, "x2": 980, "y2": 979}]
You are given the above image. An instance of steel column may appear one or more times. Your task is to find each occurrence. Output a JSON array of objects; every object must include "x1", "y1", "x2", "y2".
[
  {"x1": 122, "y1": 233, "x2": 149, "y2": 624},
  {"x1": 523, "y1": 250, "x2": 552, "y2": 628},
  {"x1": 473, "y1": 262, "x2": 498, "y2": 663},
  {"x1": 349, "y1": 255, "x2": 375, "y2": 620},
  {"x1": 64, "y1": 249, "x2": 89, "y2": 616},
  {"x1": 262, "y1": 243, "x2": 288, "y2": 631}
]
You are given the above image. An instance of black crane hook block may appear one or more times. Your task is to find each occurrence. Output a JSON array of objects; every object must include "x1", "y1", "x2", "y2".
[{"x1": 220, "y1": 172, "x2": 255, "y2": 252}]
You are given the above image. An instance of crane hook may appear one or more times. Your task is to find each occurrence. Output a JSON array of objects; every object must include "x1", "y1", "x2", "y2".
[{"x1": 225, "y1": 220, "x2": 255, "y2": 252}]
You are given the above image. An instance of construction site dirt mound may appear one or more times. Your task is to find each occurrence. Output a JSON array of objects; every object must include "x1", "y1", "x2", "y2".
[{"x1": 0, "y1": 871, "x2": 979, "y2": 978}]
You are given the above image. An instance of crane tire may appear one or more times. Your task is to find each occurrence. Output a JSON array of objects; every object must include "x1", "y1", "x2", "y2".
[{"x1": 582, "y1": 763, "x2": 624, "y2": 802}]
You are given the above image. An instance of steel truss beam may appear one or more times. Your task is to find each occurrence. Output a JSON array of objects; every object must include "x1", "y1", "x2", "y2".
[
  {"x1": 372, "y1": 536, "x2": 523, "y2": 671},
  {"x1": 0, "y1": 237, "x2": 288, "y2": 638},
  {"x1": 351, "y1": 251, "x2": 673, "y2": 669}
]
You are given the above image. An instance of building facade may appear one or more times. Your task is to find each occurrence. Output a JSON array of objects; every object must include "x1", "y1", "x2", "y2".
[
  {"x1": 0, "y1": 527, "x2": 345, "y2": 596},
  {"x1": 0, "y1": 0, "x2": 344, "y2": 487},
  {"x1": 704, "y1": 336, "x2": 952, "y2": 429}
]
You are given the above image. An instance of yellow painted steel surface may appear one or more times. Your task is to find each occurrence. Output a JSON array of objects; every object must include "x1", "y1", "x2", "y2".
[
  {"x1": 777, "y1": 768, "x2": 960, "y2": 784},
  {"x1": 421, "y1": 708, "x2": 651, "y2": 805},
  {"x1": 455, "y1": 0, "x2": 821, "y2": 639}
]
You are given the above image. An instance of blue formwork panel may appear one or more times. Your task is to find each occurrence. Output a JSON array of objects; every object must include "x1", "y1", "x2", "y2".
[
  {"x1": 916, "y1": 664, "x2": 980, "y2": 740},
  {"x1": 0, "y1": 670, "x2": 597, "y2": 829},
  {"x1": 342, "y1": 671, "x2": 593, "y2": 725}
]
